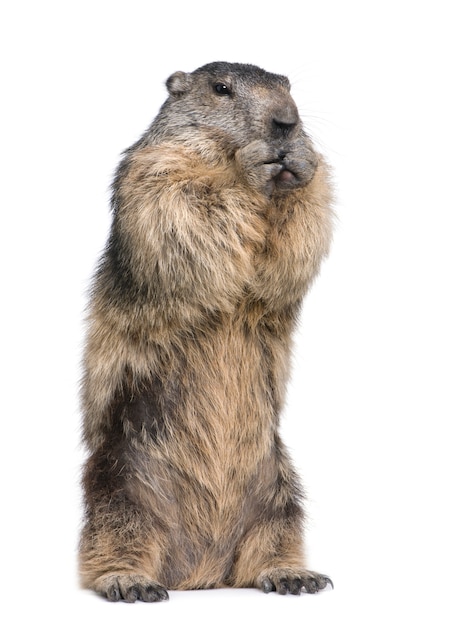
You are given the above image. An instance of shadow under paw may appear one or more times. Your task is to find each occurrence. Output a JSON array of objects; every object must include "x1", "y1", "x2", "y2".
[
  {"x1": 99, "y1": 574, "x2": 169, "y2": 603},
  {"x1": 259, "y1": 568, "x2": 333, "y2": 596}
]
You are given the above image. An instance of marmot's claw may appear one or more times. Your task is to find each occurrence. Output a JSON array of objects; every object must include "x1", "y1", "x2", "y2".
[{"x1": 261, "y1": 578, "x2": 276, "y2": 593}]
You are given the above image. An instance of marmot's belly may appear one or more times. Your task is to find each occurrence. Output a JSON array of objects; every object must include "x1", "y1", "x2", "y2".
[
  {"x1": 151, "y1": 447, "x2": 278, "y2": 590},
  {"x1": 119, "y1": 323, "x2": 283, "y2": 587}
]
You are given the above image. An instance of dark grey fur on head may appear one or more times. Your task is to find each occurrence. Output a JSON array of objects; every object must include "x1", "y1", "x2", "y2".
[{"x1": 191, "y1": 61, "x2": 291, "y2": 89}]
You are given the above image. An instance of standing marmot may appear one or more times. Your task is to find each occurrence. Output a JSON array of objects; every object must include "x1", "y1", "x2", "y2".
[{"x1": 79, "y1": 62, "x2": 334, "y2": 602}]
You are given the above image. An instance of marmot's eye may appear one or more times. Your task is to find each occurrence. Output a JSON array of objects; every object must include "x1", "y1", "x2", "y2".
[{"x1": 214, "y1": 83, "x2": 231, "y2": 96}]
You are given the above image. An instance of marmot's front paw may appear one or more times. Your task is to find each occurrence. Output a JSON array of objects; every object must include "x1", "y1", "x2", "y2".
[
  {"x1": 257, "y1": 568, "x2": 333, "y2": 596},
  {"x1": 235, "y1": 140, "x2": 286, "y2": 196},
  {"x1": 235, "y1": 139, "x2": 318, "y2": 196},
  {"x1": 278, "y1": 135, "x2": 318, "y2": 191},
  {"x1": 94, "y1": 574, "x2": 169, "y2": 603}
]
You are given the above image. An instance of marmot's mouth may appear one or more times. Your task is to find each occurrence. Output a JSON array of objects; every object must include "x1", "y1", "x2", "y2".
[
  {"x1": 265, "y1": 150, "x2": 297, "y2": 185},
  {"x1": 276, "y1": 168, "x2": 296, "y2": 184}
]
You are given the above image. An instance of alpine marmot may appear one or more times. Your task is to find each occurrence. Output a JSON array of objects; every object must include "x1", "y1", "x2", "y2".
[{"x1": 79, "y1": 61, "x2": 334, "y2": 602}]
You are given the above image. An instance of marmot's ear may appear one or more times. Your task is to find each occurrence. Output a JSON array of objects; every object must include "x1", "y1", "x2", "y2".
[{"x1": 166, "y1": 71, "x2": 192, "y2": 97}]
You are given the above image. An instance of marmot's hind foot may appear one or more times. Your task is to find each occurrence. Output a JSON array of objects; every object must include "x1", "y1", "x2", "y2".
[
  {"x1": 96, "y1": 574, "x2": 169, "y2": 603},
  {"x1": 258, "y1": 568, "x2": 333, "y2": 596}
]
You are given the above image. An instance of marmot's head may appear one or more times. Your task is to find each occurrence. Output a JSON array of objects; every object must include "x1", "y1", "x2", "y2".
[{"x1": 152, "y1": 62, "x2": 309, "y2": 153}]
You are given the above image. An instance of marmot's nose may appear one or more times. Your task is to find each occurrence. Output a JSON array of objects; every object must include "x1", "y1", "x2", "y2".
[
  {"x1": 272, "y1": 106, "x2": 299, "y2": 137},
  {"x1": 272, "y1": 119, "x2": 297, "y2": 137}
]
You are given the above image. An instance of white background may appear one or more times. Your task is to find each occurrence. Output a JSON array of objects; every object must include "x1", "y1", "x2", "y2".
[{"x1": 1, "y1": 1, "x2": 450, "y2": 624}]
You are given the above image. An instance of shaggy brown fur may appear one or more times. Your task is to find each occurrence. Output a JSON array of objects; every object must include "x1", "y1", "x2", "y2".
[{"x1": 79, "y1": 62, "x2": 334, "y2": 602}]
